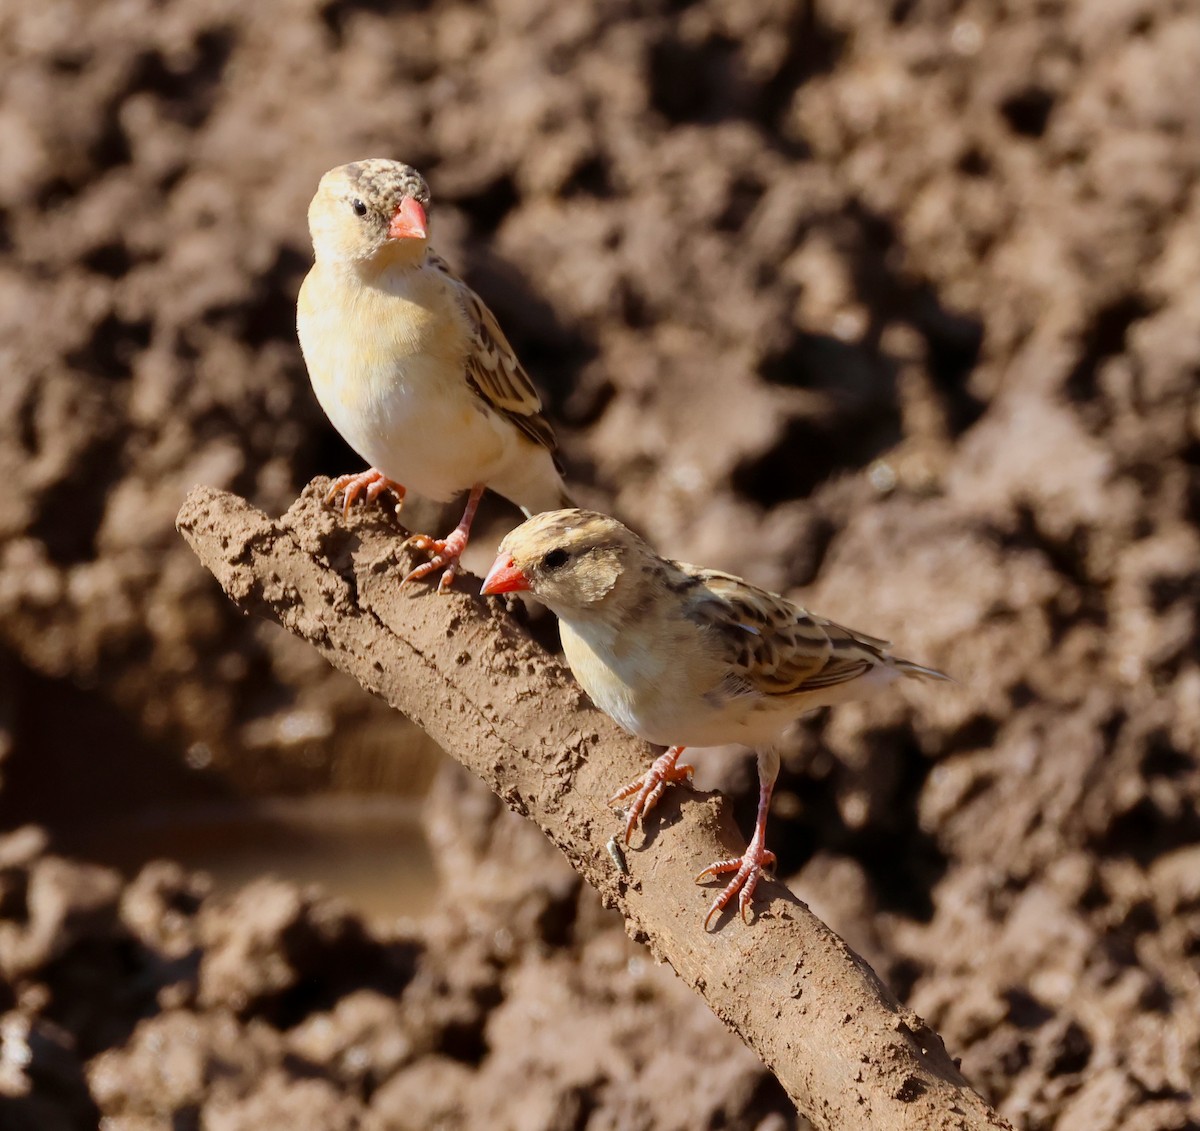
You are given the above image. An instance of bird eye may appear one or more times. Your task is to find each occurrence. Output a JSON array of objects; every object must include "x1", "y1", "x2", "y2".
[
  {"x1": 351, "y1": 199, "x2": 367, "y2": 217},
  {"x1": 542, "y1": 548, "x2": 570, "y2": 571}
]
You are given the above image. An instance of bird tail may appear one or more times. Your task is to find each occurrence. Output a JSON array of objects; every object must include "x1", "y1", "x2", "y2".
[{"x1": 893, "y1": 657, "x2": 954, "y2": 682}]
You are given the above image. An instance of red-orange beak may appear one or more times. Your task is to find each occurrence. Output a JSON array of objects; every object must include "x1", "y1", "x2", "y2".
[
  {"x1": 481, "y1": 554, "x2": 531, "y2": 596},
  {"x1": 387, "y1": 196, "x2": 427, "y2": 241}
]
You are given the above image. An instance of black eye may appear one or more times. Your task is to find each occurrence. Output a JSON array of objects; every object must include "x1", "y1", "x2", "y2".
[
  {"x1": 542, "y1": 548, "x2": 570, "y2": 571},
  {"x1": 351, "y1": 199, "x2": 367, "y2": 217}
]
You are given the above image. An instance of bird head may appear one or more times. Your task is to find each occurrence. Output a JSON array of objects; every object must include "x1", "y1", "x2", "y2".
[
  {"x1": 481, "y1": 510, "x2": 639, "y2": 617},
  {"x1": 307, "y1": 159, "x2": 432, "y2": 269}
]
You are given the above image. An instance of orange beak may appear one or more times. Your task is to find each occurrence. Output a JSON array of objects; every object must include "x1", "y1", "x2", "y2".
[
  {"x1": 387, "y1": 196, "x2": 427, "y2": 241},
  {"x1": 481, "y1": 554, "x2": 531, "y2": 596}
]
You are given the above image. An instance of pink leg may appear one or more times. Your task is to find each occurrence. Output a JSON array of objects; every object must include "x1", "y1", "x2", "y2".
[
  {"x1": 325, "y1": 469, "x2": 406, "y2": 519},
  {"x1": 402, "y1": 483, "x2": 485, "y2": 593},
  {"x1": 696, "y1": 749, "x2": 779, "y2": 930},
  {"x1": 608, "y1": 746, "x2": 695, "y2": 845}
]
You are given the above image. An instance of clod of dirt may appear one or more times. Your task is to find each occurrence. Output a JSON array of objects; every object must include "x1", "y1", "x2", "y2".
[{"x1": 1, "y1": 0, "x2": 1199, "y2": 1125}]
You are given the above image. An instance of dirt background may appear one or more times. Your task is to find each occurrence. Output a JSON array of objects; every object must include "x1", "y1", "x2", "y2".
[{"x1": 1, "y1": 0, "x2": 1198, "y2": 1128}]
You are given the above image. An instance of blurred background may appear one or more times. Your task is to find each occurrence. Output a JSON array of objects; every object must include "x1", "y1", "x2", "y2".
[{"x1": 1, "y1": 0, "x2": 1198, "y2": 1127}]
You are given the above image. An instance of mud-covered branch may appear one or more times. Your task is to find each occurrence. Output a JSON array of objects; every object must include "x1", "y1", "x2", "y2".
[{"x1": 176, "y1": 480, "x2": 1011, "y2": 1131}]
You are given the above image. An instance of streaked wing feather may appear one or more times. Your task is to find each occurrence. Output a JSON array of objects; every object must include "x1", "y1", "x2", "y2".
[
  {"x1": 795, "y1": 658, "x2": 873, "y2": 690},
  {"x1": 679, "y1": 563, "x2": 891, "y2": 699},
  {"x1": 428, "y1": 252, "x2": 559, "y2": 455}
]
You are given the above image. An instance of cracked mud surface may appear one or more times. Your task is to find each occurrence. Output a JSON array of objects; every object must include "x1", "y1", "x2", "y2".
[{"x1": 1, "y1": 0, "x2": 1198, "y2": 1127}]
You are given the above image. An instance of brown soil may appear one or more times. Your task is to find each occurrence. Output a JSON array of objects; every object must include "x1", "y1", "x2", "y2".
[{"x1": 1, "y1": 0, "x2": 1198, "y2": 1128}]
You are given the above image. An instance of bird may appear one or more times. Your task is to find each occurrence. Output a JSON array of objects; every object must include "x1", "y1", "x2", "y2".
[
  {"x1": 480, "y1": 509, "x2": 951, "y2": 929},
  {"x1": 297, "y1": 158, "x2": 571, "y2": 591}
]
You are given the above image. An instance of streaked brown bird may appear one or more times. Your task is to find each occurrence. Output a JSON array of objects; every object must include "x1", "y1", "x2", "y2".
[
  {"x1": 298, "y1": 158, "x2": 570, "y2": 591},
  {"x1": 482, "y1": 510, "x2": 950, "y2": 928}
]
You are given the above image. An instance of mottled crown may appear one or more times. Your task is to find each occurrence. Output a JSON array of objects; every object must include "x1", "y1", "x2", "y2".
[
  {"x1": 338, "y1": 159, "x2": 431, "y2": 211},
  {"x1": 501, "y1": 509, "x2": 633, "y2": 553}
]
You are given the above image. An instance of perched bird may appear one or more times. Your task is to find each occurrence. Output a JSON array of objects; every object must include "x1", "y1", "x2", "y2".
[
  {"x1": 297, "y1": 159, "x2": 570, "y2": 590},
  {"x1": 481, "y1": 510, "x2": 950, "y2": 929}
]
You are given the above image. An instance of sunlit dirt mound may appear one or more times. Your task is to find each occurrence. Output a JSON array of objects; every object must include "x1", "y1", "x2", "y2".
[{"x1": 1, "y1": 0, "x2": 1197, "y2": 1126}]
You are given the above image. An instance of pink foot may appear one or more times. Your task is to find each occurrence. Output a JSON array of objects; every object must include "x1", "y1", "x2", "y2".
[
  {"x1": 402, "y1": 528, "x2": 470, "y2": 592},
  {"x1": 400, "y1": 483, "x2": 484, "y2": 594},
  {"x1": 696, "y1": 751, "x2": 778, "y2": 929},
  {"x1": 696, "y1": 831, "x2": 777, "y2": 930},
  {"x1": 325, "y1": 470, "x2": 406, "y2": 519},
  {"x1": 608, "y1": 746, "x2": 694, "y2": 845}
]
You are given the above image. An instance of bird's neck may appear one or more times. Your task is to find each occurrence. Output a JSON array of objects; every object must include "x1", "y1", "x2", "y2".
[
  {"x1": 558, "y1": 605, "x2": 618, "y2": 648},
  {"x1": 320, "y1": 247, "x2": 428, "y2": 292},
  {"x1": 554, "y1": 590, "x2": 644, "y2": 660}
]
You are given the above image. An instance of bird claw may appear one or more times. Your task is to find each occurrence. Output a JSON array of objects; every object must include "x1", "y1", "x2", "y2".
[
  {"x1": 696, "y1": 840, "x2": 777, "y2": 930},
  {"x1": 608, "y1": 746, "x2": 694, "y2": 845},
  {"x1": 326, "y1": 470, "x2": 405, "y2": 519},
  {"x1": 401, "y1": 530, "x2": 469, "y2": 593},
  {"x1": 398, "y1": 483, "x2": 484, "y2": 594}
]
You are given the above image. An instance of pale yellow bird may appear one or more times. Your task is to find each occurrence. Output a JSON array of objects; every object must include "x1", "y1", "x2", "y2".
[
  {"x1": 481, "y1": 510, "x2": 950, "y2": 929},
  {"x1": 297, "y1": 159, "x2": 570, "y2": 590}
]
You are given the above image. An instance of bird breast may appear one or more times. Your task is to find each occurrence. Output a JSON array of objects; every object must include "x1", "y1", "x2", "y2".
[
  {"x1": 558, "y1": 612, "x2": 780, "y2": 749},
  {"x1": 298, "y1": 264, "x2": 511, "y2": 499}
]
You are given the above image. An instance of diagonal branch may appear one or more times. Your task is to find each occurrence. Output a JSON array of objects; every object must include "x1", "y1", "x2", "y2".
[{"x1": 177, "y1": 480, "x2": 1012, "y2": 1131}]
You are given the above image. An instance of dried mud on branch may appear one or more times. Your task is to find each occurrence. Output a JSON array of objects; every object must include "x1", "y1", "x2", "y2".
[{"x1": 177, "y1": 478, "x2": 1011, "y2": 1131}]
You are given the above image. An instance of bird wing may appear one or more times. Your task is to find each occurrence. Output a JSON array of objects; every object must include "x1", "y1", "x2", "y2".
[
  {"x1": 677, "y1": 563, "x2": 895, "y2": 700},
  {"x1": 428, "y1": 252, "x2": 560, "y2": 456}
]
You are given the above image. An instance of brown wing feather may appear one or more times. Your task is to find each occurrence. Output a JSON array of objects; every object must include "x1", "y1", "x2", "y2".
[
  {"x1": 679, "y1": 564, "x2": 894, "y2": 699},
  {"x1": 428, "y1": 252, "x2": 560, "y2": 456}
]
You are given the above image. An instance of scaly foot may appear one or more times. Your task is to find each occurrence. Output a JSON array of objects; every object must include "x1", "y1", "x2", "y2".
[
  {"x1": 325, "y1": 470, "x2": 406, "y2": 519},
  {"x1": 608, "y1": 746, "x2": 694, "y2": 845},
  {"x1": 400, "y1": 483, "x2": 485, "y2": 594},
  {"x1": 696, "y1": 751, "x2": 778, "y2": 929},
  {"x1": 402, "y1": 528, "x2": 470, "y2": 592},
  {"x1": 696, "y1": 827, "x2": 776, "y2": 929}
]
